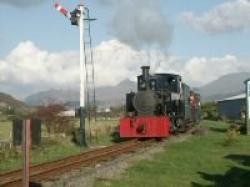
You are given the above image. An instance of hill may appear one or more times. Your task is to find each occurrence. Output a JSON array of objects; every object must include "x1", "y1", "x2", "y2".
[
  {"x1": 198, "y1": 72, "x2": 250, "y2": 101},
  {"x1": 0, "y1": 92, "x2": 29, "y2": 114},
  {"x1": 25, "y1": 79, "x2": 136, "y2": 107},
  {"x1": 25, "y1": 72, "x2": 250, "y2": 106}
]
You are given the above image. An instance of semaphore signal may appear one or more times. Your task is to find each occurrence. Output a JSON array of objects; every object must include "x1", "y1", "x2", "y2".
[{"x1": 54, "y1": 1, "x2": 96, "y2": 147}]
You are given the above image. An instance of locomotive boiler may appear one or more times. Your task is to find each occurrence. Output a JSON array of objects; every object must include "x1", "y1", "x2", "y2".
[{"x1": 120, "y1": 66, "x2": 201, "y2": 138}]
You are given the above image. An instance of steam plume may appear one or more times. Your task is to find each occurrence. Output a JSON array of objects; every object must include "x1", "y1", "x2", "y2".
[{"x1": 97, "y1": 0, "x2": 173, "y2": 50}]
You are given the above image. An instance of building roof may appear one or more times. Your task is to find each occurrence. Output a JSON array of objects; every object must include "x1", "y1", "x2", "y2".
[{"x1": 218, "y1": 93, "x2": 245, "y2": 102}]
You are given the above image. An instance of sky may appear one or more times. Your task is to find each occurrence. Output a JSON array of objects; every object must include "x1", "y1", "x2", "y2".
[{"x1": 0, "y1": 0, "x2": 250, "y2": 99}]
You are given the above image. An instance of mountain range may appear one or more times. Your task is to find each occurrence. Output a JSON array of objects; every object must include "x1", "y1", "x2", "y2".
[
  {"x1": 25, "y1": 79, "x2": 136, "y2": 107},
  {"x1": 198, "y1": 72, "x2": 249, "y2": 101},
  {"x1": 0, "y1": 92, "x2": 29, "y2": 113},
  {"x1": 24, "y1": 72, "x2": 250, "y2": 107}
]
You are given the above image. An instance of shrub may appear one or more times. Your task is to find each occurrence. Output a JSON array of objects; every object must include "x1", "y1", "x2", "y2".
[
  {"x1": 33, "y1": 104, "x2": 75, "y2": 135},
  {"x1": 224, "y1": 124, "x2": 241, "y2": 146},
  {"x1": 201, "y1": 102, "x2": 219, "y2": 121}
]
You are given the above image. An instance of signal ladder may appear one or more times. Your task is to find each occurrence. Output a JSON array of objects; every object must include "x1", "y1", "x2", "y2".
[{"x1": 83, "y1": 8, "x2": 96, "y2": 124}]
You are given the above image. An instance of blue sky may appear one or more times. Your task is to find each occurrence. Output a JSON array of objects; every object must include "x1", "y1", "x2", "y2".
[
  {"x1": 0, "y1": 0, "x2": 250, "y2": 98},
  {"x1": 0, "y1": 0, "x2": 249, "y2": 58}
]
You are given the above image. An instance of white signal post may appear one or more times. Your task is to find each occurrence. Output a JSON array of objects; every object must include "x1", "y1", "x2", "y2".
[
  {"x1": 79, "y1": 5, "x2": 85, "y2": 108},
  {"x1": 54, "y1": 2, "x2": 87, "y2": 147},
  {"x1": 78, "y1": 4, "x2": 87, "y2": 147},
  {"x1": 245, "y1": 79, "x2": 250, "y2": 135}
]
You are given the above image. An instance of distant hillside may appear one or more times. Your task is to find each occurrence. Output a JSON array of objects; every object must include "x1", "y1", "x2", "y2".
[
  {"x1": 25, "y1": 89, "x2": 79, "y2": 106},
  {"x1": 95, "y1": 79, "x2": 136, "y2": 106},
  {"x1": 198, "y1": 72, "x2": 250, "y2": 101},
  {"x1": 25, "y1": 72, "x2": 250, "y2": 106},
  {"x1": 25, "y1": 79, "x2": 137, "y2": 107},
  {"x1": 0, "y1": 92, "x2": 29, "y2": 113}
]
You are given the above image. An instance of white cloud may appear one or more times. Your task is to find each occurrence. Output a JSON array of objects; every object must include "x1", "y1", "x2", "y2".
[
  {"x1": 0, "y1": 40, "x2": 248, "y2": 98},
  {"x1": 156, "y1": 55, "x2": 246, "y2": 85},
  {"x1": 0, "y1": 41, "x2": 79, "y2": 98},
  {"x1": 182, "y1": 0, "x2": 250, "y2": 33},
  {"x1": 94, "y1": 40, "x2": 170, "y2": 85},
  {"x1": 181, "y1": 55, "x2": 244, "y2": 85}
]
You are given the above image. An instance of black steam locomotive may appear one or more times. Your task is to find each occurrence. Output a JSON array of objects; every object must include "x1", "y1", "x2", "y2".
[{"x1": 120, "y1": 66, "x2": 201, "y2": 138}]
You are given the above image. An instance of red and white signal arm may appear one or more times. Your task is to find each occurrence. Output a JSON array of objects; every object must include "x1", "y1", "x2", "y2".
[{"x1": 54, "y1": 2, "x2": 71, "y2": 18}]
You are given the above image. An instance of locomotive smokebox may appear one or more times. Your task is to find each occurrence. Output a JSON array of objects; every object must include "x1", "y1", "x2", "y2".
[{"x1": 141, "y1": 66, "x2": 150, "y2": 82}]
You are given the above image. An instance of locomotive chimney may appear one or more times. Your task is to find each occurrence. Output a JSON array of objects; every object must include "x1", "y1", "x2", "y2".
[{"x1": 141, "y1": 66, "x2": 150, "y2": 82}]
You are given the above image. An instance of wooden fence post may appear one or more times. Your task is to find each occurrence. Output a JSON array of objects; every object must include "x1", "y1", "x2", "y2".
[{"x1": 22, "y1": 119, "x2": 31, "y2": 187}]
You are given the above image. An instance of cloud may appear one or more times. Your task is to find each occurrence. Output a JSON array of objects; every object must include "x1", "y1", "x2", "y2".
[
  {"x1": 181, "y1": 55, "x2": 244, "y2": 85},
  {"x1": 96, "y1": 0, "x2": 173, "y2": 49},
  {"x1": 0, "y1": 41, "x2": 79, "y2": 98},
  {"x1": 0, "y1": 0, "x2": 47, "y2": 7},
  {"x1": 0, "y1": 40, "x2": 248, "y2": 98},
  {"x1": 182, "y1": 0, "x2": 250, "y2": 33},
  {"x1": 156, "y1": 55, "x2": 247, "y2": 85}
]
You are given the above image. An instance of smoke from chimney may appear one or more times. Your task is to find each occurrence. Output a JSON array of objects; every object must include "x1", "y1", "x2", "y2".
[
  {"x1": 97, "y1": 0, "x2": 173, "y2": 72},
  {"x1": 97, "y1": 0, "x2": 173, "y2": 50}
]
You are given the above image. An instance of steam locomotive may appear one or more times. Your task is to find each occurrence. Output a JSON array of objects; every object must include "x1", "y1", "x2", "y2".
[{"x1": 120, "y1": 66, "x2": 201, "y2": 138}]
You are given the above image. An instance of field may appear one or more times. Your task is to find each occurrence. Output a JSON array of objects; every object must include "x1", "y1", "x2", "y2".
[
  {"x1": 0, "y1": 120, "x2": 12, "y2": 140},
  {"x1": 95, "y1": 121, "x2": 250, "y2": 187},
  {"x1": 0, "y1": 118, "x2": 120, "y2": 172},
  {"x1": 1, "y1": 120, "x2": 249, "y2": 186}
]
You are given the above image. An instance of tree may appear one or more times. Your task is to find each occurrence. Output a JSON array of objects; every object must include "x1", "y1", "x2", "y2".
[
  {"x1": 34, "y1": 104, "x2": 74, "y2": 135},
  {"x1": 201, "y1": 102, "x2": 219, "y2": 121}
]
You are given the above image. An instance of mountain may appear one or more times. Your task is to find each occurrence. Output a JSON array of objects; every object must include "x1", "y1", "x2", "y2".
[
  {"x1": 25, "y1": 79, "x2": 137, "y2": 107},
  {"x1": 25, "y1": 89, "x2": 79, "y2": 106},
  {"x1": 95, "y1": 79, "x2": 136, "y2": 106},
  {"x1": 0, "y1": 92, "x2": 29, "y2": 113},
  {"x1": 25, "y1": 72, "x2": 250, "y2": 106},
  {"x1": 197, "y1": 72, "x2": 250, "y2": 101}
]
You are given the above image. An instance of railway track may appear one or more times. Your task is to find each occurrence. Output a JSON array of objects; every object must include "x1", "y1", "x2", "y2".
[{"x1": 0, "y1": 140, "x2": 151, "y2": 187}]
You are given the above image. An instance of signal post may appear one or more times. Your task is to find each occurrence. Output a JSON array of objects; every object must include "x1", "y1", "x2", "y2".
[
  {"x1": 245, "y1": 79, "x2": 250, "y2": 135},
  {"x1": 54, "y1": 2, "x2": 87, "y2": 146}
]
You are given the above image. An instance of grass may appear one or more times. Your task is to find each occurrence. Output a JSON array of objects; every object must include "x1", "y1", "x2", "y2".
[
  {"x1": 95, "y1": 120, "x2": 250, "y2": 187},
  {"x1": 0, "y1": 136, "x2": 85, "y2": 172},
  {"x1": 79, "y1": 118, "x2": 120, "y2": 146},
  {"x1": 0, "y1": 120, "x2": 12, "y2": 140},
  {"x1": 0, "y1": 118, "x2": 120, "y2": 172}
]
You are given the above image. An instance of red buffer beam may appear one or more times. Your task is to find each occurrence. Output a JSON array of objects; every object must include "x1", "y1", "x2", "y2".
[{"x1": 54, "y1": 2, "x2": 71, "y2": 19}]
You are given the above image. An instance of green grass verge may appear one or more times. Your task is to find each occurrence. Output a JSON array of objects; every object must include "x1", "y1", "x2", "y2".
[
  {"x1": 0, "y1": 138, "x2": 84, "y2": 172},
  {"x1": 0, "y1": 120, "x2": 12, "y2": 140},
  {"x1": 0, "y1": 119, "x2": 119, "y2": 173},
  {"x1": 95, "y1": 120, "x2": 250, "y2": 187}
]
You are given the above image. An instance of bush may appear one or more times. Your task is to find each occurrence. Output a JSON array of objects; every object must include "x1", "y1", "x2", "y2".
[
  {"x1": 33, "y1": 104, "x2": 75, "y2": 135},
  {"x1": 224, "y1": 124, "x2": 241, "y2": 146},
  {"x1": 201, "y1": 102, "x2": 219, "y2": 121}
]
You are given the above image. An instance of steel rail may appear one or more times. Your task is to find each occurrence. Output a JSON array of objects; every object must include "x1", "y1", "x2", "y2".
[{"x1": 0, "y1": 140, "x2": 150, "y2": 186}]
